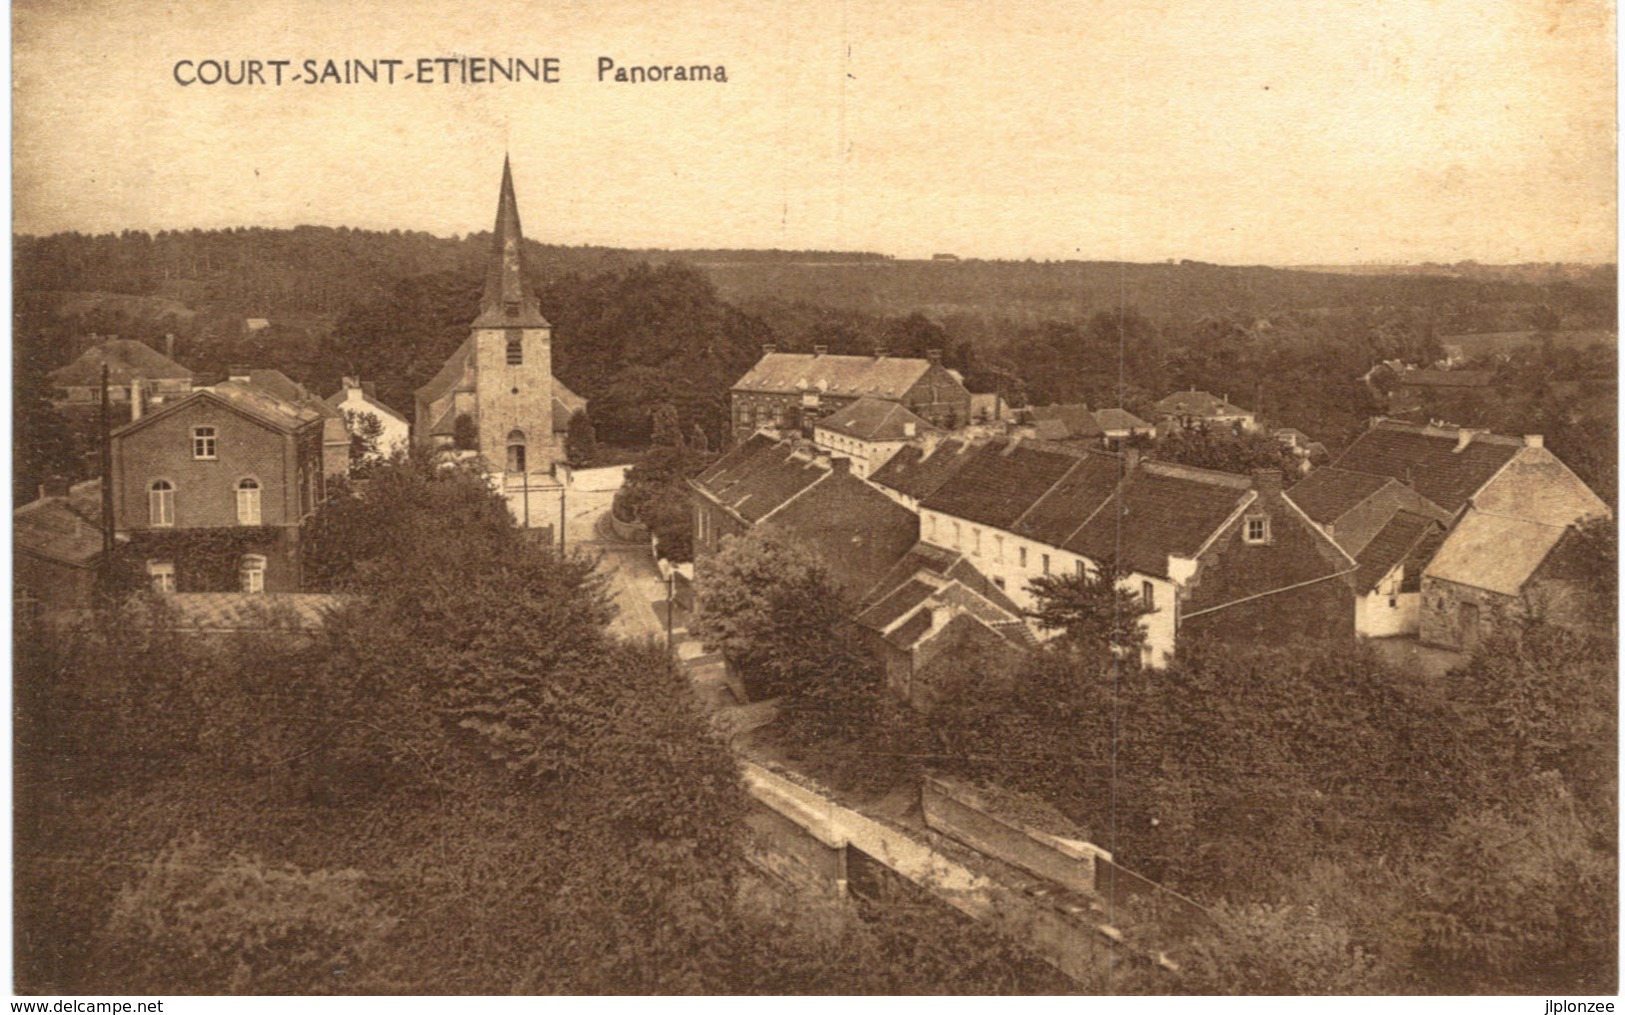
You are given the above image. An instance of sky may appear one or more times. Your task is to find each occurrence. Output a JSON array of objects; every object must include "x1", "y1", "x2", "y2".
[{"x1": 11, "y1": 0, "x2": 1618, "y2": 264}]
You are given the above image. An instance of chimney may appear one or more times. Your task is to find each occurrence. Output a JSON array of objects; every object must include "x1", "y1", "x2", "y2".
[
  {"x1": 164, "y1": 333, "x2": 176, "y2": 360},
  {"x1": 874, "y1": 346, "x2": 888, "y2": 359},
  {"x1": 1252, "y1": 468, "x2": 1283, "y2": 495},
  {"x1": 1453, "y1": 428, "x2": 1478, "y2": 453},
  {"x1": 813, "y1": 344, "x2": 828, "y2": 357},
  {"x1": 903, "y1": 420, "x2": 917, "y2": 438},
  {"x1": 926, "y1": 348, "x2": 942, "y2": 366},
  {"x1": 129, "y1": 377, "x2": 144, "y2": 422},
  {"x1": 762, "y1": 343, "x2": 777, "y2": 357},
  {"x1": 229, "y1": 365, "x2": 252, "y2": 384},
  {"x1": 1523, "y1": 434, "x2": 1544, "y2": 449}
]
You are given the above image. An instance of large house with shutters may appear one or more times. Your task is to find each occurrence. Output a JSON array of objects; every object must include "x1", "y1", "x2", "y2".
[
  {"x1": 730, "y1": 346, "x2": 971, "y2": 441},
  {"x1": 107, "y1": 383, "x2": 326, "y2": 594}
]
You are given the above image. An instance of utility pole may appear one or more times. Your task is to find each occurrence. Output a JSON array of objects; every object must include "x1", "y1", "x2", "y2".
[
  {"x1": 98, "y1": 363, "x2": 116, "y2": 599},
  {"x1": 665, "y1": 568, "x2": 674, "y2": 654}
]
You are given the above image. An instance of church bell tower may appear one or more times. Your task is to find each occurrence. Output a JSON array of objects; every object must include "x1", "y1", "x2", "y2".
[{"x1": 472, "y1": 156, "x2": 556, "y2": 473}]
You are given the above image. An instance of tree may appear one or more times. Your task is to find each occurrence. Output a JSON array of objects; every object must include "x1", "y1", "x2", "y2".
[
  {"x1": 650, "y1": 401, "x2": 685, "y2": 449},
  {"x1": 1150, "y1": 427, "x2": 1300, "y2": 476},
  {"x1": 564, "y1": 409, "x2": 598, "y2": 468},
  {"x1": 342, "y1": 409, "x2": 385, "y2": 468},
  {"x1": 688, "y1": 422, "x2": 711, "y2": 453},
  {"x1": 1026, "y1": 562, "x2": 1151, "y2": 665},
  {"x1": 692, "y1": 528, "x2": 851, "y2": 699}
]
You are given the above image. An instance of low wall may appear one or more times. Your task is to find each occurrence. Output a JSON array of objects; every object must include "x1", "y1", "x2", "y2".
[
  {"x1": 571, "y1": 464, "x2": 631, "y2": 492},
  {"x1": 921, "y1": 775, "x2": 1108, "y2": 896},
  {"x1": 607, "y1": 511, "x2": 647, "y2": 542}
]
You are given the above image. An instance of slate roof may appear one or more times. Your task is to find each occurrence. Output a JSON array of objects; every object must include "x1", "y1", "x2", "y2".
[
  {"x1": 920, "y1": 440, "x2": 1083, "y2": 531},
  {"x1": 1393, "y1": 369, "x2": 1494, "y2": 388},
  {"x1": 860, "y1": 542, "x2": 1024, "y2": 617},
  {"x1": 1064, "y1": 462, "x2": 1253, "y2": 577},
  {"x1": 244, "y1": 370, "x2": 342, "y2": 418},
  {"x1": 1009, "y1": 452, "x2": 1123, "y2": 547},
  {"x1": 1028, "y1": 403, "x2": 1103, "y2": 439},
  {"x1": 690, "y1": 435, "x2": 829, "y2": 523},
  {"x1": 884, "y1": 609, "x2": 936, "y2": 650},
  {"x1": 1286, "y1": 467, "x2": 1395, "y2": 525},
  {"x1": 1425, "y1": 511, "x2": 1570, "y2": 597},
  {"x1": 868, "y1": 438, "x2": 975, "y2": 502},
  {"x1": 416, "y1": 337, "x2": 476, "y2": 405},
  {"x1": 553, "y1": 380, "x2": 587, "y2": 433},
  {"x1": 1353, "y1": 510, "x2": 1440, "y2": 592},
  {"x1": 1153, "y1": 390, "x2": 1252, "y2": 418},
  {"x1": 472, "y1": 157, "x2": 551, "y2": 330},
  {"x1": 114, "y1": 385, "x2": 321, "y2": 438},
  {"x1": 733, "y1": 352, "x2": 934, "y2": 399},
  {"x1": 855, "y1": 578, "x2": 939, "y2": 631},
  {"x1": 50, "y1": 339, "x2": 193, "y2": 387},
  {"x1": 15, "y1": 481, "x2": 104, "y2": 566},
  {"x1": 815, "y1": 396, "x2": 931, "y2": 442},
  {"x1": 1332, "y1": 422, "x2": 1523, "y2": 515},
  {"x1": 1093, "y1": 408, "x2": 1152, "y2": 432}
]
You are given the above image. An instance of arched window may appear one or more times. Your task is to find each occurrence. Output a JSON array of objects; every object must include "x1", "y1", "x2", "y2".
[
  {"x1": 506, "y1": 429, "x2": 527, "y2": 473},
  {"x1": 148, "y1": 480, "x2": 174, "y2": 527},
  {"x1": 236, "y1": 478, "x2": 262, "y2": 526},
  {"x1": 240, "y1": 555, "x2": 267, "y2": 594}
]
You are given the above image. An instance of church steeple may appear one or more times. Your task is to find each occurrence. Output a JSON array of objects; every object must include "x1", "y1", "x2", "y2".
[{"x1": 474, "y1": 156, "x2": 550, "y2": 328}]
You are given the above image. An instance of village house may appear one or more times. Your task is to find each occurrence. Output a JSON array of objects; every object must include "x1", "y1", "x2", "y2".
[
  {"x1": 1151, "y1": 389, "x2": 1258, "y2": 433},
  {"x1": 1092, "y1": 407, "x2": 1155, "y2": 447},
  {"x1": 49, "y1": 336, "x2": 193, "y2": 416},
  {"x1": 107, "y1": 383, "x2": 326, "y2": 594},
  {"x1": 414, "y1": 158, "x2": 585, "y2": 526},
  {"x1": 1271, "y1": 427, "x2": 1330, "y2": 474},
  {"x1": 232, "y1": 368, "x2": 352, "y2": 479},
  {"x1": 15, "y1": 478, "x2": 107, "y2": 616},
  {"x1": 325, "y1": 377, "x2": 412, "y2": 461},
  {"x1": 1386, "y1": 368, "x2": 1494, "y2": 415},
  {"x1": 810, "y1": 397, "x2": 933, "y2": 479},
  {"x1": 1292, "y1": 419, "x2": 1609, "y2": 647},
  {"x1": 1022, "y1": 403, "x2": 1104, "y2": 446},
  {"x1": 688, "y1": 433, "x2": 920, "y2": 598},
  {"x1": 872, "y1": 438, "x2": 1355, "y2": 668},
  {"x1": 730, "y1": 345, "x2": 971, "y2": 441}
]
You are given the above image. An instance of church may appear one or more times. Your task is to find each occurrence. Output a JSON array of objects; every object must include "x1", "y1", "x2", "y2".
[{"x1": 415, "y1": 158, "x2": 586, "y2": 525}]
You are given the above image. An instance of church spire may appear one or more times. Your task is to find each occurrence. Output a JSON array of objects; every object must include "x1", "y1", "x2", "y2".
[{"x1": 474, "y1": 156, "x2": 550, "y2": 328}]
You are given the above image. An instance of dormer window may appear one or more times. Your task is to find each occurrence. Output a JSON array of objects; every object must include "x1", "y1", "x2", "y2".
[{"x1": 1245, "y1": 516, "x2": 1270, "y2": 544}]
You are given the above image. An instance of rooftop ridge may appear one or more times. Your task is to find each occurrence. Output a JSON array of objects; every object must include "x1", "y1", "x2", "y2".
[
  {"x1": 1371, "y1": 419, "x2": 1525, "y2": 445},
  {"x1": 1139, "y1": 459, "x2": 1256, "y2": 488}
]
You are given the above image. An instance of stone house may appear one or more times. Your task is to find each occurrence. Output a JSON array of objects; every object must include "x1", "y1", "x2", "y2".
[
  {"x1": 15, "y1": 478, "x2": 106, "y2": 616},
  {"x1": 233, "y1": 369, "x2": 352, "y2": 479},
  {"x1": 810, "y1": 396, "x2": 932, "y2": 479},
  {"x1": 730, "y1": 346, "x2": 971, "y2": 441},
  {"x1": 688, "y1": 433, "x2": 920, "y2": 599},
  {"x1": 49, "y1": 336, "x2": 193, "y2": 415},
  {"x1": 108, "y1": 385, "x2": 326, "y2": 594}
]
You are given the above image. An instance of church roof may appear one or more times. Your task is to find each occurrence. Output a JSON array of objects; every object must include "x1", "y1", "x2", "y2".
[{"x1": 472, "y1": 156, "x2": 551, "y2": 330}]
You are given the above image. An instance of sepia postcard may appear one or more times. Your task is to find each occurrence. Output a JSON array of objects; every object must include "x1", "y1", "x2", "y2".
[{"x1": 11, "y1": 0, "x2": 1618, "y2": 1001}]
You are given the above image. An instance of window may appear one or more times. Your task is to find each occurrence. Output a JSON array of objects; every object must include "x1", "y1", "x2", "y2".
[
  {"x1": 240, "y1": 555, "x2": 267, "y2": 594},
  {"x1": 972, "y1": 528, "x2": 982, "y2": 556},
  {"x1": 148, "y1": 480, "x2": 174, "y2": 527},
  {"x1": 192, "y1": 426, "x2": 216, "y2": 460},
  {"x1": 1076, "y1": 560, "x2": 1086, "y2": 578},
  {"x1": 506, "y1": 329, "x2": 523, "y2": 365},
  {"x1": 952, "y1": 522, "x2": 962, "y2": 549},
  {"x1": 994, "y1": 534, "x2": 1004, "y2": 563},
  {"x1": 506, "y1": 429, "x2": 527, "y2": 473},
  {"x1": 1142, "y1": 581, "x2": 1155, "y2": 610},
  {"x1": 1042, "y1": 553, "x2": 1051, "y2": 575},
  {"x1": 740, "y1": 404, "x2": 754, "y2": 428},
  {"x1": 236, "y1": 478, "x2": 261, "y2": 525},
  {"x1": 926, "y1": 515, "x2": 937, "y2": 539},
  {"x1": 1245, "y1": 516, "x2": 1270, "y2": 544},
  {"x1": 148, "y1": 560, "x2": 175, "y2": 594},
  {"x1": 1019, "y1": 546, "x2": 1027, "y2": 568}
]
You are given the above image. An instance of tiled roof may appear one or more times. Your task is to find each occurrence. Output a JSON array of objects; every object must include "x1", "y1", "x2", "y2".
[
  {"x1": 1394, "y1": 369, "x2": 1494, "y2": 388},
  {"x1": 416, "y1": 337, "x2": 476, "y2": 405},
  {"x1": 868, "y1": 438, "x2": 975, "y2": 501},
  {"x1": 854, "y1": 578, "x2": 939, "y2": 631},
  {"x1": 815, "y1": 397, "x2": 932, "y2": 442},
  {"x1": 1011, "y1": 453, "x2": 1123, "y2": 547},
  {"x1": 115, "y1": 385, "x2": 320, "y2": 437},
  {"x1": 859, "y1": 543, "x2": 1023, "y2": 617},
  {"x1": 1425, "y1": 511, "x2": 1569, "y2": 597},
  {"x1": 733, "y1": 352, "x2": 934, "y2": 399},
  {"x1": 884, "y1": 609, "x2": 936, "y2": 650},
  {"x1": 1332, "y1": 422, "x2": 1523, "y2": 515},
  {"x1": 1029, "y1": 403, "x2": 1103, "y2": 440},
  {"x1": 920, "y1": 440, "x2": 1083, "y2": 530},
  {"x1": 553, "y1": 379, "x2": 587, "y2": 433},
  {"x1": 1153, "y1": 390, "x2": 1251, "y2": 417},
  {"x1": 1398, "y1": 525, "x2": 1447, "y2": 594},
  {"x1": 471, "y1": 157, "x2": 551, "y2": 330},
  {"x1": 691, "y1": 436, "x2": 829, "y2": 523},
  {"x1": 245, "y1": 370, "x2": 342, "y2": 418},
  {"x1": 1064, "y1": 462, "x2": 1252, "y2": 577},
  {"x1": 1467, "y1": 445, "x2": 1609, "y2": 528},
  {"x1": 1093, "y1": 408, "x2": 1152, "y2": 432},
  {"x1": 1353, "y1": 510, "x2": 1439, "y2": 592},
  {"x1": 49, "y1": 339, "x2": 193, "y2": 387},
  {"x1": 1286, "y1": 467, "x2": 1395, "y2": 525},
  {"x1": 15, "y1": 484, "x2": 103, "y2": 565}
]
